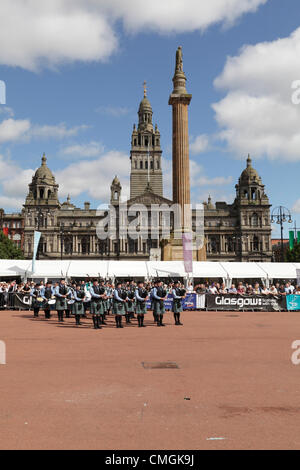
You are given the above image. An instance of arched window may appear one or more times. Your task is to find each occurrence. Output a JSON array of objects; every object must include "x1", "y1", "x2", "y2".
[
  {"x1": 251, "y1": 213, "x2": 259, "y2": 227},
  {"x1": 140, "y1": 161, "x2": 143, "y2": 169},
  {"x1": 40, "y1": 188, "x2": 44, "y2": 199}
]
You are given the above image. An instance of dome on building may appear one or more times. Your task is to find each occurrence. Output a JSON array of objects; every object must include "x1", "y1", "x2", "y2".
[
  {"x1": 138, "y1": 96, "x2": 152, "y2": 114},
  {"x1": 111, "y1": 175, "x2": 121, "y2": 186},
  {"x1": 239, "y1": 155, "x2": 261, "y2": 183},
  {"x1": 33, "y1": 154, "x2": 56, "y2": 183}
]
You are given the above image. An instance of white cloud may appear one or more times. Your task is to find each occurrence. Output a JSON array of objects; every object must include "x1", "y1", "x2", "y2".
[
  {"x1": 56, "y1": 151, "x2": 130, "y2": 201},
  {"x1": 213, "y1": 26, "x2": 300, "y2": 161},
  {"x1": 61, "y1": 141, "x2": 104, "y2": 158},
  {"x1": 0, "y1": 0, "x2": 268, "y2": 70},
  {"x1": 30, "y1": 123, "x2": 89, "y2": 140},
  {"x1": 190, "y1": 160, "x2": 232, "y2": 187},
  {"x1": 292, "y1": 199, "x2": 300, "y2": 214},
  {"x1": 96, "y1": 106, "x2": 130, "y2": 117},
  {"x1": 103, "y1": 0, "x2": 268, "y2": 34},
  {"x1": 190, "y1": 135, "x2": 209, "y2": 155},
  {"x1": 0, "y1": 118, "x2": 88, "y2": 143},
  {"x1": 0, "y1": 118, "x2": 31, "y2": 143},
  {"x1": 0, "y1": 154, "x2": 34, "y2": 210}
]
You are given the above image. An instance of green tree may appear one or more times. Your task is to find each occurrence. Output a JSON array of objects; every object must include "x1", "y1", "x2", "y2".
[
  {"x1": 0, "y1": 232, "x2": 24, "y2": 259},
  {"x1": 286, "y1": 242, "x2": 300, "y2": 262}
]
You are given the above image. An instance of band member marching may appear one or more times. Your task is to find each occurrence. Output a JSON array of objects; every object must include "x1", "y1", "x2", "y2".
[
  {"x1": 73, "y1": 284, "x2": 86, "y2": 326},
  {"x1": 125, "y1": 284, "x2": 135, "y2": 324},
  {"x1": 172, "y1": 281, "x2": 185, "y2": 325},
  {"x1": 152, "y1": 280, "x2": 167, "y2": 327},
  {"x1": 113, "y1": 282, "x2": 127, "y2": 328},
  {"x1": 90, "y1": 280, "x2": 104, "y2": 329},
  {"x1": 135, "y1": 281, "x2": 148, "y2": 327},
  {"x1": 42, "y1": 281, "x2": 55, "y2": 319},
  {"x1": 30, "y1": 283, "x2": 44, "y2": 317},
  {"x1": 54, "y1": 279, "x2": 69, "y2": 322}
]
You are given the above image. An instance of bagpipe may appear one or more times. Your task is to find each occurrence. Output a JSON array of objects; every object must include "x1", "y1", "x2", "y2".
[
  {"x1": 177, "y1": 288, "x2": 186, "y2": 297},
  {"x1": 139, "y1": 288, "x2": 148, "y2": 300},
  {"x1": 120, "y1": 289, "x2": 128, "y2": 301}
]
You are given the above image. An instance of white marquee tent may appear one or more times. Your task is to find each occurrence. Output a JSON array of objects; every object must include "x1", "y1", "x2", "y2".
[{"x1": 0, "y1": 259, "x2": 300, "y2": 283}]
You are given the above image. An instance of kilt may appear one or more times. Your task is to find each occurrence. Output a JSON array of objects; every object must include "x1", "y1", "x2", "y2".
[
  {"x1": 153, "y1": 299, "x2": 165, "y2": 315},
  {"x1": 32, "y1": 298, "x2": 44, "y2": 309},
  {"x1": 126, "y1": 300, "x2": 135, "y2": 313},
  {"x1": 172, "y1": 298, "x2": 183, "y2": 313},
  {"x1": 90, "y1": 300, "x2": 104, "y2": 315},
  {"x1": 113, "y1": 300, "x2": 126, "y2": 315},
  {"x1": 136, "y1": 301, "x2": 147, "y2": 315},
  {"x1": 56, "y1": 297, "x2": 67, "y2": 311},
  {"x1": 74, "y1": 301, "x2": 84, "y2": 315}
]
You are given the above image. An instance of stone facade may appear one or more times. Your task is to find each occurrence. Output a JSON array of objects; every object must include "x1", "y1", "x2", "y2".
[{"x1": 0, "y1": 51, "x2": 272, "y2": 263}]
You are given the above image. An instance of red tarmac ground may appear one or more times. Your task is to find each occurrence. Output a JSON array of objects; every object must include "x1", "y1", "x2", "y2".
[{"x1": 1, "y1": 308, "x2": 300, "y2": 450}]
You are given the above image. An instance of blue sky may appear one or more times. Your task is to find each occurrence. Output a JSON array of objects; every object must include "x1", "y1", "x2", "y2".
[{"x1": 0, "y1": 0, "x2": 300, "y2": 238}]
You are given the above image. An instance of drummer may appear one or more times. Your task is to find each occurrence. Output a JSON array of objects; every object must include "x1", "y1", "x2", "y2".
[
  {"x1": 30, "y1": 283, "x2": 44, "y2": 317},
  {"x1": 42, "y1": 281, "x2": 55, "y2": 319},
  {"x1": 54, "y1": 279, "x2": 69, "y2": 322}
]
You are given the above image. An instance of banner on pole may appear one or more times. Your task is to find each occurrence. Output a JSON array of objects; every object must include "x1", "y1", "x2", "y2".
[
  {"x1": 32, "y1": 231, "x2": 41, "y2": 273},
  {"x1": 182, "y1": 232, "x2": 193, "y2": 274}
]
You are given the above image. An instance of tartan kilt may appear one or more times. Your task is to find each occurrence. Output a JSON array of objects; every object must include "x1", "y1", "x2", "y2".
[
  {"x1": 32, "y1": 298, "x2": 44, "y2": 309},
  {"x1": 126, "y1": 300, "x2": 135, "y2": 313},
  {"x1": 153, "y1": 299, "x2": 165, "y2": 315},
  {"x1": 172, "y1": 299, "x2": 183, "y2": 313},
  {"x1": 113, "y1": 300, "x2": 126, "y2": 315},
  {"x1": 74, "y1": 301, "x2": 84, "y2": 315},
  {"x1": 136, "y1": 301, "x2": 147, "y2": 315},
  {"x1": 56, "y1": 298, "x2": 67, "y2": 311},
  {"x1": 90, "y1": 301, "x2": 104, "y2": 315}
]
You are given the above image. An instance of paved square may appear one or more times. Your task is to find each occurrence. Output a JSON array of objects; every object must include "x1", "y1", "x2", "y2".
[{"x1": 1, "y1": 309, "x2": 300, "y2": 449}]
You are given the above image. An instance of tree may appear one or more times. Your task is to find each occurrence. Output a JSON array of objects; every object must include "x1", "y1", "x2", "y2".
[
  {"x1": 285, "y1": 242, "x2": 300, "y2": 262},
  {"x1": 0, "y1": 232, "x2": 24, "y2": 259}
]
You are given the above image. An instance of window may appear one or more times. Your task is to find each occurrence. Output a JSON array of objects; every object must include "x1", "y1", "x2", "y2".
[
  {"x1": 251, "y1": 213, "x2": 259, "y2": 227},
  {"x1": 140, "y1": 161, "x2": 143, "y2": 169}
]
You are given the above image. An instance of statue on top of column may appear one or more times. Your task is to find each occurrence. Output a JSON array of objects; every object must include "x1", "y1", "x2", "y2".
[{"x1": 176, "y1": 46, "x2": 183, "y2": 72}]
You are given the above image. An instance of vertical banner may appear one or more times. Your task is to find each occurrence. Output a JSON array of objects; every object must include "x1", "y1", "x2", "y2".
[
  {"x1": 3, "y1": 227, "x2": 9, "y2": 236},
  {"x1": 32, "y1": 231, "x2": 41, "y2": 273},
  {"x1": 182, "y1": 232, "x2": 193, "y2": 274},
  {"x1": 289, "y1": 231, "x2": 294, "y2": 250}
]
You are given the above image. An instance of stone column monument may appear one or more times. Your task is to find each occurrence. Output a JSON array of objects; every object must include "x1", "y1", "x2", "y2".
[
  {"x1": 169, "y1": 46, "x2": 192, "y2": 232},
  {"x1": 162, "y1": 47, "x2": 206, "y2": 262}
]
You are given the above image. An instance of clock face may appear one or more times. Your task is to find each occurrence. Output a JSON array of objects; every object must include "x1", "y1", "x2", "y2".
[{"x1": 13, "y1": 233, "x2": 21, "y2": 241}]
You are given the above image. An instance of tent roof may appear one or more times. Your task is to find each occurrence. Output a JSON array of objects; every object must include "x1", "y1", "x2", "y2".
[{"x1": 220, "y1": 262, "x2": 267, "y2": 279}]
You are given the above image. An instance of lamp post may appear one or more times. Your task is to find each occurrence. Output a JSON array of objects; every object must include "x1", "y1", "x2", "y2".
[{"x1": 271, "y1": 206, "x2": 292, "y2": 262}]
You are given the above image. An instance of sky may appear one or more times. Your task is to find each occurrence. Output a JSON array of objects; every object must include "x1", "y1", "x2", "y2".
[{"x1": 0, "y1": 0, "x2": 300, "y2": 238}]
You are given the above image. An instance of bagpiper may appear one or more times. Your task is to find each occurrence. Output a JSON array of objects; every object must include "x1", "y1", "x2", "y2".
[
  {"x1": 171, "y1": 281, "x2": 185, "y2": 325},
  {"x1": 54, "y1": 279, "x2": 69, "y2": 322},
  {"x1": 73, "y1": 284, "x2": 86, "y2": 326},
  {"x1": 113, "y1": 282, "x2": 127, "y2": 328},
  {"x1": 90, "y1": 280, "x2": 104, "y2": 329},
  {"x1": 135, "y1": 281, "x2": 149, "y2": 327},
  {"x1": 152, "y1": 280, "x2": 167, "y2": 327}
]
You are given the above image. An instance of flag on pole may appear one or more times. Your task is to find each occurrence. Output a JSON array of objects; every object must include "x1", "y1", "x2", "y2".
[
  {"x1": 182, "y1": 232, "x2": 193, "y2": 274},
  {"x1": 32, "y1": 231, "x2": 41, "y2": 273}
]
